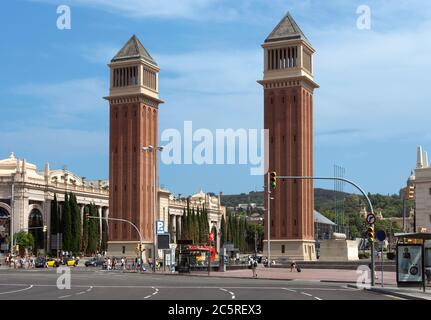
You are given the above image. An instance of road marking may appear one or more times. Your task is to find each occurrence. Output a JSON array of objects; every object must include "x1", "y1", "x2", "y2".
[
  {"x1": 58, "y1": 295, "x2": 71, "y2": 299},
  {"x1": 86, "y1": 286, "x2": 93, "y2": 292},
  {"x1": 314, "y1": 297, "x2": 323, "y2": 300},
  {"x1": 219, "y1": 288, "x2": 235, "y2": 299},
  {"x1": 0, "y1": 285, "x2": 33, "y2": 295},
  {"x1": 76, "y1": 292, "x2": 86, "y2": 295},
  {"x1": 144, "y1": 295, "x2": 151, "y2": 299},
  {"x1": 301, "y1": 292, "x2": 313, "y2": 297},
  {"x1": 282, "y1": 288, "x2": 297, "y2": 293}
]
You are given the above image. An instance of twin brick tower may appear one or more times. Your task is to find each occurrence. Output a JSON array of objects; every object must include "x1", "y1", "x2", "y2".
[{"x1": 106, "y1": 13, "x2": 318, "y2": 261}]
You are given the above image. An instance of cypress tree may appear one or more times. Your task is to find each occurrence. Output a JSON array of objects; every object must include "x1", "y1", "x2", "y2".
[
  {"x1": 81, "y1": 205, "x2": 89, "y2": 253},
  {"x1": 181, "y1": 208, "x2": 187, "y2": 240},
  {"x1": 62, "y1": 193, "x2": 72, "y2": 251},
  {"x1": 220, "y1": 215, "x2": 226, "y2": 249},
  {"x1": 50, "y1": 194, "x2": 59, "y2": 235},
  {"x1": 101, "y1": 218, "x2": 108, "y2": 252},
  {"x1": 70, "y1": 193, "x2": 81, "y2": 254}
]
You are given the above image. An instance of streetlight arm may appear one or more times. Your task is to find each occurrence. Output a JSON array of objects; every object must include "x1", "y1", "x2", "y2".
[
  {"x1": 276, "y1": 176, "x2": 374, "y2": 214},
  {"x1": 88, "y1": 216, "x2": 143, "y2": 244}
]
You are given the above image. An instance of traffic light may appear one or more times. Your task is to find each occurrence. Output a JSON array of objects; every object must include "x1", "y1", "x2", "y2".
[
  {"x1": 43, "y1": 225, "x2": 47, "y2": 233},
  {"x1": 136, "y1": 243, "x2": 145, "y2": 252},
  {"x1": 367, "y1": 225, "x2": 375, "y2": 242},
  {"x1": 407, "y1": 185, "x2": 415, "y2": 200},
  {"x1": 270, "y1": 171, "x2": 277, "y2": 190}
]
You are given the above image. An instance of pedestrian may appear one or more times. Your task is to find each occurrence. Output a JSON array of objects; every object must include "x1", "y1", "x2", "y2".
[
  {"x1": 290, "y1": 260, "x2": 297, "y2": 272},
  {"x1": 251, "y1": 258, "x2": 258, "y2": 278}
]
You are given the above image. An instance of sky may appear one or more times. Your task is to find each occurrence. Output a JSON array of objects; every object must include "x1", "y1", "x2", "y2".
[{"x1": 1, "y1": 0, "x2": 430, "y2": 197}]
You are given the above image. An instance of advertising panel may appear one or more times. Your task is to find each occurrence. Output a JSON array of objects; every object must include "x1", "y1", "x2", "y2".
[{"x1": 397, "y1": 244, "x2": 423, "y2": 283}]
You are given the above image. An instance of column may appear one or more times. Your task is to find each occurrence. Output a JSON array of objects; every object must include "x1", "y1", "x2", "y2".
[{"x1": 98, "y1": 206, "x2": 103, "y2": 246}]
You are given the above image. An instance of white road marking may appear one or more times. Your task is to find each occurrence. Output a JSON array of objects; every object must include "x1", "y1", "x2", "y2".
[
  {"x1": 76, "y1": 292, "x2": 86, "y2": 295},
  {"x1": 86, "y1": 287, "x2": 93, "y2": 292},
  {"x1": 301, "y1": 292, "x2": 313, "y2": 297},
  {"x1": 314, "y1": 297, "x2": 323, "y2": 300},
  {"x1": 58, "y1": 295, "x2": 71, "y2": 299},
  {"x1": 0, "y1": 285, "x2": 33, "y2": 295},
  {"x1": 219, "y1": 288, "x2": 235, "y2": 299},
  {"x1": 282, "y1": 288, "x2": 297, "y2": 293}
]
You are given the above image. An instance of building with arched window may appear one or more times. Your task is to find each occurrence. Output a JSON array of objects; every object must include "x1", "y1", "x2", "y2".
[{"x1": 0, "y1": 152, "x2": 109, "y2": 255}]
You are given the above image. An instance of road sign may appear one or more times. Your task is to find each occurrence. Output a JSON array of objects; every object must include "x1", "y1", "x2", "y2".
[
  {"x1": 376, "y1": 230, "x2": 386, "y2": 242},
  {"x1": 366, "y1": 213, "x2": 376, "y2": 225},
  {"x1": 157, "y1": 220, "x2": 165, "y2": 234}
]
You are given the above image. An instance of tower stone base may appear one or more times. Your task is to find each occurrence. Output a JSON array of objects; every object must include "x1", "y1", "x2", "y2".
[
  {"x1": 263, "y1": 239, "x2": 316, "y2": 261},
  {"x1": 107, "y1": 241, "x2": 154, "y2": 263}
]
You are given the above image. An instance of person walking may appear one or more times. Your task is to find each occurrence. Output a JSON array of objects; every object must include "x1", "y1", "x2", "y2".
[{"x1": 251, "y1": 258, "x2": 258, "y2": 278}]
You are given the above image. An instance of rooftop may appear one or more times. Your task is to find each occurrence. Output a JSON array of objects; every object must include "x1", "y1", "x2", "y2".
[
  {"x1": 265, "y1": 12, "x2": 312, "y2": 47},
  {"x1": 111, "y1": 35, "x2": 157, "y2": 65}
]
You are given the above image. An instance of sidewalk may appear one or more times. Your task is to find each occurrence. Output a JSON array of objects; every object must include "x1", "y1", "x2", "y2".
[
  {"x1": 363, "y1": 286, "x2": 431, "y2": 300},
  {"x1": 197, "y1": 266, "x2": 397, "y2": 285}
]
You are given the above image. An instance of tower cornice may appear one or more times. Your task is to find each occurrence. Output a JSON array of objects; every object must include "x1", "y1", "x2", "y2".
[{"x1": 104, "y1": 93, "x2": 164, "y2": 107}]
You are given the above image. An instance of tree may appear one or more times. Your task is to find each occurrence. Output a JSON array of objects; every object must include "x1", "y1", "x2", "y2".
[
  {"x1": 81, "y1": 205, "x2": 89, "y2": 253},
  {"x1": 14, "y1": 231, "x2": 34, "y2": 256},
  {"x1": 86, "y1": 203, "x2": 100, "y2": 255},
  {"x1": 220, "y1": 215, "x2": 226, "y2": 248},
  {"x1": 101, "y1": 218, "x2": 108, "y2": 252},
  {"x1": 181, "y1": 208, "x2": 187, "y2": 240},
  {"x1": 62, "y1": 193, "x2": 72, "y2": 251},
  {"x1": 69, "y1": 193, "x2": 81, "y2": 254},
  {"x1": 50, "y1": 194, "x2": 59, "y2": 235}
]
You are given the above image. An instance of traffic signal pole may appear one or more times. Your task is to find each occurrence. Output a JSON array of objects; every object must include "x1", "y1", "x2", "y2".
[
  {"x1": 274, "y1": 175, "x2": 376, "y2": 286},
  {"x1": 88, "y1": 216, "x2": 144, "y2": 260},
  {"x1": 266, "y1": 172, "x2": 271, "y2": 268}
]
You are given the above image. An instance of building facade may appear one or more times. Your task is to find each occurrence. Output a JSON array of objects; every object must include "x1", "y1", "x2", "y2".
[
  {"x1": 409, "y1": 146, "x2": 431, "y2": 233},
  {"x1": 258, "y1": 13, "x2": 319, "y2": 260},
  {"x1": 158, "y1": 189, "x2": 226, "y2": 250},
  {"x1": 0, "y1": 153, "x2": 109, "y2": 255},
  {"x1": 106, "y1": 35, "x2": 164, "y2": 259}
]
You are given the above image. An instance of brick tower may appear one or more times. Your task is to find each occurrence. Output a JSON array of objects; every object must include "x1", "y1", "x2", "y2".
[
  {"x1": 258, "y1": 13, "x2": 319, "y2": 261},
  {"x1": 105, "y1": 35, "x2": 163, "y2": 259}
]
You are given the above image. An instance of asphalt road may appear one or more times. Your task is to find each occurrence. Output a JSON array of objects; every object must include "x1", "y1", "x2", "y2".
[{"x1": 0, "y1": 268, "x2": 400, "y2": 300}]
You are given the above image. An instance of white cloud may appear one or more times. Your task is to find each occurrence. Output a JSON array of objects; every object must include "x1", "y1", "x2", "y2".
[{"x1": 30, "y1": 0, "x2": 233, "y2": 20}]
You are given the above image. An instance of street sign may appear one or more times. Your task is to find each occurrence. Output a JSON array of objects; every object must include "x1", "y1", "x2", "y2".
[
  {"x1": 377, "y1": 230, "x2": 386, "y2": 242},
  {"x1": 366, "y1": 213, "x2": 376, "y2": 225},
  {"x1": 157, "y1": 220, "x2": 165, "y2": 234}
]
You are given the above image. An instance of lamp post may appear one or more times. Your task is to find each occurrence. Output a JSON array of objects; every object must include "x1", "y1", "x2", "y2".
[{"x1": 143, "y1": 145, "x2": 164, "y2": 271}]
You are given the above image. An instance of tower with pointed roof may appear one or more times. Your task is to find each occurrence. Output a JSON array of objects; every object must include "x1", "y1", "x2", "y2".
[
  {"x1": 258, "y1": 13, "x2": 319, "y2": 261},
  {"x1": 105, "y1": 35, "x2": 163, "y2": 258}
]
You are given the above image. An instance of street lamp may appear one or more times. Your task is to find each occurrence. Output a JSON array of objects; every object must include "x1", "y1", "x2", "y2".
[{"x1": 143, "y1": 145, "x2": 164, "y2": 271}]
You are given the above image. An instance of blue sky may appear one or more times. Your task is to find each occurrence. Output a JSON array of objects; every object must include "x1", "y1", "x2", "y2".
[{"x1": 1, "y1": 0, "x2": 431, "y2": 196}]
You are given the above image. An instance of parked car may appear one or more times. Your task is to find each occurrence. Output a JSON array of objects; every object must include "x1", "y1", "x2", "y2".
[
  {"x1": 46, "y1": 258, "x2": 60, "y2": 268},
  {"x1": 62, "y1": 258, "x2": 79, "y2": 267},
  {"x1": 35, "y1": 257, "x2": 47, "y2": 268},
  {"x1": 85, "y1": 257, "x2": 104, "y2": 267}
]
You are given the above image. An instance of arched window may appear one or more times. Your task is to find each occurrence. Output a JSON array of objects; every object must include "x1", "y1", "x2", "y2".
[
  {"x1": 0, "y1": 207, "x2": 10, "y2": 253},
  {"x1": 28, "y1": 208, "x2": 44, "y2": 251}
]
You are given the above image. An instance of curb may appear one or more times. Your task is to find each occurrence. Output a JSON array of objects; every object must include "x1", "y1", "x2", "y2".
[
  {"x1": 346, "y1": 284, "x2": 428, "y2": 300},
  {"x1": 122, "y1": 271, "x2": 295, "y2": 281}
]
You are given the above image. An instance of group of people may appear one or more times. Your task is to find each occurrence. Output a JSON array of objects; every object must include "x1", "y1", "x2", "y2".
[
  {"x1": 103, "y1": 256, "x2": 127, "y2": 270},
  {"x1": 3, "y1": 254, "x2": 36, "y2": 269}
]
